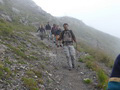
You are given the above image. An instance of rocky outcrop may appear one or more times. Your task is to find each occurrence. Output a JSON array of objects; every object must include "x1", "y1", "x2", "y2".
[
  {"x1": 12, "y1": 7, "x2": 20, "y2": 14},
  {"x1": 19, "y1": 17, "x2": 29, "y2": 25},
  {"x1": 0, "y1": 14, "x2": 12, "y2": 22}
]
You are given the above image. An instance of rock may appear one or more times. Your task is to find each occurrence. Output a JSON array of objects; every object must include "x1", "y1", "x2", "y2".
[
  {"x1": 0, "y1": 44, "x2": 7, "y2": 55},
  {"x1": 19, "y1": 17, "x2": 29, "y2": 25},
  {"x1": 12, "y1": 7, "x2": 20, "y2": 14},
  {"x1": 39, "y1": 84, "x2": 45, "y2": 90},
  {"x1": 35, "y1": 76, "x2": 38, "y2": 78},
  {"x1": 80, "y1": 72, "x2": 84, "y2": 75},
  {"x1": 20, "y1": 65, "x2": 26, "y2": 69},
  {"x1": 1, "y1": 14, "x2": 12, "y2": 22},
  {"x1": 48, "y1": 73, "x2": 52, "y2": 77}
]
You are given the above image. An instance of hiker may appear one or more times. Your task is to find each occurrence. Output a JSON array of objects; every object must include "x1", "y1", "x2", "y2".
[
  {"x1": 45, "y1": 22, "x2": 51, "y2": 40},
  {"x1": 37, "y1": 24, "x2": 46, "y2": 40},
  {"x1": 55, "y1": 25, "x2": 62, "y2": 47},
  {"x1": 59, "y1": 23, "x2": 77, "y2": 70},
  {"x1": 51, "y1": 24, "x2": 57, "y2": 43},
  {"x1": 107, "y1": 54, "x2": 120, "y2": 90}
]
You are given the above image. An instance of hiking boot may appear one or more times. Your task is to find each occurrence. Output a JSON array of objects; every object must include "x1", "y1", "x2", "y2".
[
  {"x1": 60, "y1": 45, "x2": 62, "y2": 47},
  {"x1": 72, "y1": 66, "x2": 75, "y2": 68},
  {"x1": 68, "y1": 68, "x2": 72, "y2": 71},
  {"x1": 72, "y1": 64, "x2": 75, "y2": 68}
]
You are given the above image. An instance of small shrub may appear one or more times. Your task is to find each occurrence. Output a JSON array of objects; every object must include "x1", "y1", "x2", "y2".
[
  {"x1": 0, "y1": 70, "x2": 3, "y2": 78},
  {"x1": 0, "y1": 19, "x2": 13, "y2": 36},
  {"x1": 78, "y1": 58, "x2": 84, "y2": 63},
  {"x1": 4, "y1": 67, "x2": 12, "y2": 78},
  {"x1": 38, "y1": 79, "x2": 44, "y2": 85},
  {"x1": 26, "y1": 70, "x2": 35, "y2": 77},
  {"x1": 18, "y1": 61, "x2": 27, "y2": 64},
  {"x1": 28, "y1": 55, "x2": 38, "y2": 60},
  {"x1": 83, "y1": 78, "x2": 92, "y2": 84},
  {"x1": 5, "y1": 57, "x2": 12, "y2": 65},
  {"x1": 86, "y1": 61, "x2": 94, "y2": 70},
  {"x1": 96, "y1": 69, "x2": 108, "y2": 89},
  {"x1": 0, "y1": 64, "x2": 4, "y2": 70},
  {"x1": 84, "y1": 55, "x2": 94, "y2": 61},
  {"x1": 22, "y1": 77, "x2": 38, "y2": 89},
  {"x1": 33, "y1": 70, "x2": 42, "y2": 78},
  {"x1": 4, "y1": 67, "x2": 11, "y2": 73}
]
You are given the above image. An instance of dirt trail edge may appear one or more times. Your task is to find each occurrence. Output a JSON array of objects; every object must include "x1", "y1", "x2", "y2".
[{"x1": 32, "y1": 32, "x2": 98, "y2": 90}]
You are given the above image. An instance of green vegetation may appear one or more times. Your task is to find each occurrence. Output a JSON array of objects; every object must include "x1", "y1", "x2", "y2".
[
  {"x1": 37, "y1": 79, "x2": 44, "y2": 85},
  {"x1": 77, "y1": 43, "x2": 114, "y2": 68},
  {"x1": 38, "y1": 42, "x2": 50, "y2": 50},
  {"x1": 0, "y1": 61, "x2": 12, "y2": 79},
  {"x1": 0, "y1": 19, "x2": 13, "y2": 36},
  {"x1": 33, "y1": 70, "x2": 42, "y2": 78},
  {"x1": 83, "y1": 78, "x2": 92, "y2": 84},
  {"x1": 77, "y1": 43, "x2": 109, "y2": 90},
  {"x1": 18, "y1": 60, "x2": 27, "y2": 64},
  {"x1": 97, "y1": 69, "x2": 108, "y2": 89},
  {"x1": 6, "y1": 44, "x2": 28, "y2": 59},
  {"x1": 22, "y1": 77, "x2": 39, "y2": 90},
  {"x1": 4, "y1": 57, "x2": 13, "y2": 65},
  {"x1": 78, "y1": 58, "x2": 84, "y2": 63},
  {"x1": 26, "y1": 70, "x2": 35, "y2": 77}
]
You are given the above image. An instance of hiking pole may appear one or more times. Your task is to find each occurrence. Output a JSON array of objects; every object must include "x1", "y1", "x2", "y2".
[
  {"x1": 75, "y1": 42, "x2": 78, "y2": 57},
  {"x1": 76, "y1": 42, "x2": 78, "y2": 51}
]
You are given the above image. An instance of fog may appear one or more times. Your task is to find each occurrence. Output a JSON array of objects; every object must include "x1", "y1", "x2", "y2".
[{"x1": 32, "y1": 0, "x2": 120, "y2": 38}]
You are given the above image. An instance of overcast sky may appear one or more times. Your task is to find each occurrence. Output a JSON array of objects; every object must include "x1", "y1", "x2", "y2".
[{"x1": 32, "y1": 0, "x2": 120, "y2": 38}]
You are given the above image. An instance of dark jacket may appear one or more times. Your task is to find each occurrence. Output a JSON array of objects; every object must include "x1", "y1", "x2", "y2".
[
  {"x1": 107, "y1": 54, "x2": 120, "y2": 90},
  {"x1": 110, "y1": 54, "x2": 120, "y2": 78},
  {"x1": 37, "y1": 27, "x2": 45, "y2": 33},
  {"x1": 55, "y1": 29, "x2": 62, "y2": 36},
  {"x1": 45, "y1": 24, "x2": 51, "y2": 30},
  {"x1": 51, "y1": 27, "x2": 56, "y2": 34}
]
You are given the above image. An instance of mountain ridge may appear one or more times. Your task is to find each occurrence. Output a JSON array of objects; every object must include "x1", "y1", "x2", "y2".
[{"x1": 0, "y1": 0, "x2": 120, "y2": 58}]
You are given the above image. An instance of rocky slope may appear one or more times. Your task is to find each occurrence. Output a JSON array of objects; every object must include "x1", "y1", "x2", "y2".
[
  {"x1": 0, "y1": 0, "x2": 120, "y2": 58},
  {"x1": 0, "y1": 30, "x2": 110, "y2": 90}
]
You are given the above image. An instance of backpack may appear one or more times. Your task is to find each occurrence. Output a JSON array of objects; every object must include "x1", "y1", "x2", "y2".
[{"x1": 63, "y1": 30, "x2": 73, "y2": 42}]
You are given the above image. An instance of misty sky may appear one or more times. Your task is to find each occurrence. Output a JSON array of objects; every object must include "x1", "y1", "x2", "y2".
[{"x1": 32, "y1": 0, "x2": 120, "y2": 38}]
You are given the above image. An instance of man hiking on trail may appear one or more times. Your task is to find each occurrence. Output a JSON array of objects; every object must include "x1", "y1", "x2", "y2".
[
  {"x1": 37, "y1": 24, "x2": 46, "y2": 40},
  {"x1": 45, "y1": 22, "x2": 51, "y2": 40},
  {"x1": 59, "y1": 23, "x2": 77, "y2": 70}
]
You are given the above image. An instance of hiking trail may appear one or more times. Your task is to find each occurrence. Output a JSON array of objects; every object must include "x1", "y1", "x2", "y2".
[{"x1": 31, "y1": 32, "x2": 99, "y2": 90}]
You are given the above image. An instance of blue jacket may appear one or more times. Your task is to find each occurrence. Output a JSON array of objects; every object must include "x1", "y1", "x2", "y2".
[
  {"x1": 111, "y1": 54, "x2": 120, "y2": 78},
  {"x1": 107, "y1": 54, "x2": 120, "y2": 90}
]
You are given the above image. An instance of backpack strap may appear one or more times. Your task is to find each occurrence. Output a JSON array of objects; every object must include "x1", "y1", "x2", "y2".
[{"x1": 69, "y1": 30, "x2": 76, "y2": 42}]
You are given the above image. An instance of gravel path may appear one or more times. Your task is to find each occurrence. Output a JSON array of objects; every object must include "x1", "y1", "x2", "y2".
[{"x1": 32, "y1": 32, "x2": 99, "y2": 90}]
